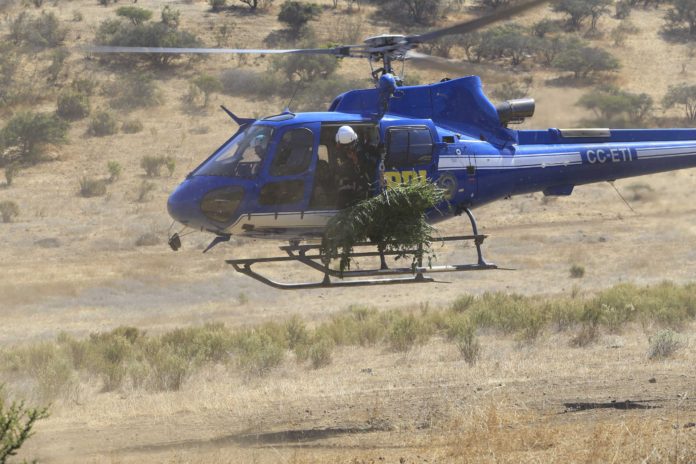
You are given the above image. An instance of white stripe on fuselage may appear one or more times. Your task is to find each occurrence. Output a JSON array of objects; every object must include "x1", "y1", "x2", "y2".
[
  {"x1": 226, "y1": 210, "x2": 337, "y2": 235},
  {"x1": 439, "y1": 152, "x2": 582, "y2": 170}
]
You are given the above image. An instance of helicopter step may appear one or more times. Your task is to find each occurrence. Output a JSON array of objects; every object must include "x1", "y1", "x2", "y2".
[{"x1": 226, "y1": 234, "x2": 498, "y2": 290}]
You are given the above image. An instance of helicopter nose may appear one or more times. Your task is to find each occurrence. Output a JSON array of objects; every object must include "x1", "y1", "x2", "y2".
[
  {"x1": 168, "y1": 177, "x2": 245, "y2": 230},
  {"x1": 167, "y1": 180, "x2": 205, "y2": 227}
]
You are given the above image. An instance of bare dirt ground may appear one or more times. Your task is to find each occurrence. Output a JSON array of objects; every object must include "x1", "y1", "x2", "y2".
[{"x1": 1, "y1": 1, "x2": 696, "y2": 462}]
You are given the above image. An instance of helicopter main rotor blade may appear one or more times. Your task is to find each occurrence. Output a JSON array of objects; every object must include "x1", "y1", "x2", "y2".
[
  {"x1": 86, "y1": 45, "x2": 360, "y2": 56},
  {"x1": 405, "y1": 50, "x2": 507, "y2": 83},
  {"x1": 407, "y1": 0, "x2": 551, "y2": 44}
]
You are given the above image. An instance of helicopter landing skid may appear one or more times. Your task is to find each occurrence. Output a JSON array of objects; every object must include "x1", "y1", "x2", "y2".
[{"x1": 226, "y1": 234, "x2": 498, "y2": 290}]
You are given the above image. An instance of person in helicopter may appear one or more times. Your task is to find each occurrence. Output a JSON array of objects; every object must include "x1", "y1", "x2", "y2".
[
  {"x1": 252, "y1": 133, "x2": 269, "y2": 159},
  {"x1": 335, "y1": 125, "x2": 373, "y2": 208}
]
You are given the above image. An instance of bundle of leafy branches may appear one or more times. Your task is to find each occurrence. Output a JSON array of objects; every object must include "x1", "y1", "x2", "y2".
[{"x1": 321, "y1": 182, "x2": 444, "y2": 273}]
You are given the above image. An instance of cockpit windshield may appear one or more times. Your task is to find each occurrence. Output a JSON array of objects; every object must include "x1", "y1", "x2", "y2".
[{"x1": 195, "y1": 125, "x2": 274, "y2": 178}]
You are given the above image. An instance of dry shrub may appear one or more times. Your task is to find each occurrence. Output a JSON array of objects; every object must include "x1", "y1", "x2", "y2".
[
  {"x1": 121, "y1": 119, "x2": 143, "y2": 134},
  {"x1": 79, "y1": 176, "x2": 107, "y2": 197},
  {"x1": 449, "y1": 318, "x2": 480, "y2": 366},
  {"x1": 440, "y1": 401, "x2": 696, "y2": 463},
  {"x1": 136, "y1": 180, "x2": 156, "y2": 202},
  {"x1": 141, "y1": 155, "x2": 175, "y2": 177},
  {"x1": 135, "y1": 232, "x2": 160, "y2": 247},
  {"x1": 0, "y1": 201, "x2": 19, "y2": 223},
  {"x1": 0, "y1": 342, "x2": 75, "y2": 402},
  {"x1": 647, "y1": 329, "x2": 682, "y2": 359},
  {"x1": 88, "y1": 111, "x2": 118, "y2": 137}
]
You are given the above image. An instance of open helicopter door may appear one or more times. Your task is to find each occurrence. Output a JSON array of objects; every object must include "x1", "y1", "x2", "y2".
[{"x1": 248, "y1": 122, "x2": 321, "y2": 236}]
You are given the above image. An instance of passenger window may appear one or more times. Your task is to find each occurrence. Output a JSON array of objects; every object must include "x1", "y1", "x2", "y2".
[
  {"x1": 386, "y1": 127, "x2": 433, "y2": 168},
  {"x1": 259, "y1": 180, "x2": 305, "y2": 205},
  {"x1": 270, "y1": 128, "x2": 314, "y2": 177}
]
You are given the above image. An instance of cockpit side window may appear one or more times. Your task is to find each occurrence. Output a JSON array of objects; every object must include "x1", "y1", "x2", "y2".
[
  {"x1": 194, "y1": 125, "x2": 273, "y2": 179},
  {"x1": 270, "y1": 128, "x2": 314, "y2": 177}
]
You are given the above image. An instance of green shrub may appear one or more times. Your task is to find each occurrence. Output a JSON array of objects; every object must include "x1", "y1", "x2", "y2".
[
  {"x1": 389, "y1": 314, "x2": 429, "y2": 352},
  {"x1": 57, "y1": 91, "x2": 90, "y2": 121},
  {"x1": 232, "y1": 330, "x2": 284, "y2": 375},
  {"x1": 110, "y1": 73, "x2": 161, "y2": 110},
  {"x1": 321, "y1": 182, "x2": 443, "y2": 274},
  {"x1": 285, "y1": 316, "x2": 309, "y2": 349},
  {"x1": 570, "y1": 264, "x2": 585, "y2": 278},
  {"x1": 116, "y1": 6, "x2": 153, "y2": 25},
  {"x1": 46, "y1": 48, "x2": 69, "y2": 82},
  {"x1": 308, "y1": 336, "x2": 334, "y2": 369},
  {"x1": 451, "y1": 294, "x2": 474, "y2": 313},
  {"x1": 0, "y1": 387, "x2": 49, "y2": 462},
  {"x1": 71, "y1": 78, "x2": 98, "y2": 96},
  {"x1": 160, "y1": 6, "x2": 180, "y2": 28},
  {"x1": 86, "y1": 328, "x2": 142, "y2": 392},
  {"x1": 121, "y1": 119, "x2": 144, "y2": 134},
  {"x1": 191, "y1": 75, "x2": 222, "y2": 107},
  {"x1": 647, "y1": 329, "x2": 682, "y2": 359},
  {"x1": 278, "y1": 1, "x2": 321, "y2": 37},
  {"x1": 107, "y1": 161, "x2": 122, "y2": 182},
  {"x1": 88, "y1": 111, "x2": 118, "y2": 137},
  {"x1": 453, "y1": 320, "x2": 480, "y2": 366},
  {"x1": 9, "y1": 11, "x2": 67, "y2": 48},
  {"x1": 160, "y1": 323, "x2": 233, "y2": 364},
  {"x1": 0, "y1": 201, "x2": 19, "y2": 223},
  {"x1": 220, "y1": 68, "x2": 282, "y2": 98},
  {"x1": 1, "y1": 112, "x2": 68, "y2": 162},
  {"x1": 146, "y1": 348, "x2": 189, "y2": 391}
]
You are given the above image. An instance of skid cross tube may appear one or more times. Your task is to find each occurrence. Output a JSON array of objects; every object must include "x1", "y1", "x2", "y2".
[{"x1": 226, "y1": 209, "x2": 499, "y2": 289}]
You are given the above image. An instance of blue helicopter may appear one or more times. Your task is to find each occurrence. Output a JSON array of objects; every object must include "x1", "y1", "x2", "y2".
[{"x1": 94, "y1": 0, "x2": 696, "y2": 289}]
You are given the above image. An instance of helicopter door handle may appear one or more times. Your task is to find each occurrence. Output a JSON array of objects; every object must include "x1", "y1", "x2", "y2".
[{"x1": 467, "y1": 165, "x2": 476, "y2": 175}]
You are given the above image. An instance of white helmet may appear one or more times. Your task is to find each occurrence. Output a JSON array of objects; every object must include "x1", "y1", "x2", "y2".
[{"x1": 335, "y1": 125, "x2": 358, "y2": 145}]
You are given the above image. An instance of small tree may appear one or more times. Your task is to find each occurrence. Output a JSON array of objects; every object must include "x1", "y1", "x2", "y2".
[
  {"x1": 278, "y1": 1, "x2": 321, "y2": 38},
  {"x1": 161, "y1": 6, "x2": 180, "y2": 29},
  {"x1": 374, "y1": 0, "x2": 441, "y2": 25},
  {"x1": 239, "y1": 0, "x2": 274, "y2": 9},
  {"x1": 663, "y1": 84, "x2": 696, "y2": 122},
  {"x1": 273, "y1": 52, "x2": 339, "y2": 81},
  {"x1": 478, "y1": 24, "x2": 536, "y2": 66},
  {"x1": 0, "y1": 390, "x2": 49, "y2": 461},
  {"x1": 1, "y1": 112, "x2": 68, "y2": 162},
  {"x1": 577, "y1": 87, "x2": 653, "y2": 126},
  {"x1": 553, "y1": 0, "x2": 612, "y2": 31},
  {"x1": 664, "y1": 0, "x2": 696, "y2": 36},
  {"x1": 96, "y1": 20, "x2": 202, "y2": 66},
  {"x1": 552, "y1": 44, "x2": 619, "y2": 79},
  {"x1": 116, "y1": 6, "x2": 153, "y2": 25},
  {"x1": 192, "y1": 75, "x2": 223, "y2": 107}
]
